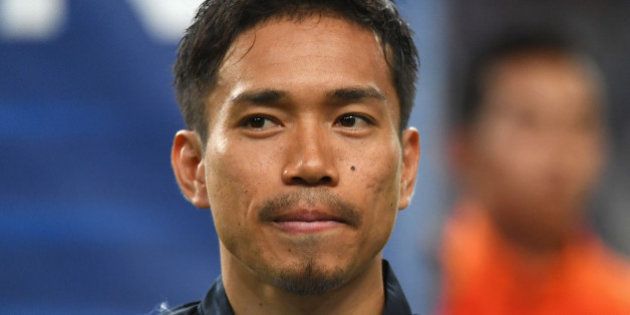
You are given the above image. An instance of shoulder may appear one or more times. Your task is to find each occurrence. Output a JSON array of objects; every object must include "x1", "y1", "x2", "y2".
[
  {"x1": 577, "y1": 239, "x2": 630, "y2": 310},
  {"x1": 161, "y1": 276, "x2": 232, "y2": 315},
  {"x1": 161, "y1": 301, "x2": 201, "y2": 315}
]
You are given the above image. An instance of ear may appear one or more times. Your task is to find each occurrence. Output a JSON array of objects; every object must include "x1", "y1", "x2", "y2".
[
  {"x1": 171, "y1": 130, "x2": 210, "y2": 208},
  {"x1": 398, "y1": 127, "x2": 421, "y2": 210}
]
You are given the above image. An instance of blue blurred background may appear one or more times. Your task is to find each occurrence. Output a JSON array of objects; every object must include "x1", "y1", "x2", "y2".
[
  {"x1": 1, "y1": 1, "x2": 628, "y2": 314},
  {"x1": 0, "y1": 1, "x2": 447, "y2": 314}
]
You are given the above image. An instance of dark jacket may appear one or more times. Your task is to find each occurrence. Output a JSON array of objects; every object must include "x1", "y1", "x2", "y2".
[{"x1": 167, "y1": 260, "x2": 412, "y2": 315}]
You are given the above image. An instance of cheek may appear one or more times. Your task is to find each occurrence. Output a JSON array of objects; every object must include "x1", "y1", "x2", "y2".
[
  {"x1": 482, "y1": 125, "x2": 543, "y2": 179},
  {"x1": 564, "y1": 138, "x2": 603, "y2": 193},
  {"x1": 473, "y1": 132, "x2": 537, "y2": 203},
  {"x1": 204, "y1": 140, "x2": 279, "y2": 242},
  {"x1": 207, "y1": 136, "x2": 280, "y2": 200},
  {"x1": 204, "y1": 153, "x2": 245, "y2": 243},
  {"x1": 344, "y1": 138, "x2": 402, "y2": 228}
]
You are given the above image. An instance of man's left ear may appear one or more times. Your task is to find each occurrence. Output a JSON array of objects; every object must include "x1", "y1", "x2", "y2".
[{"x1": 398, "y1": 127, "x2": 420, "y2": 210}]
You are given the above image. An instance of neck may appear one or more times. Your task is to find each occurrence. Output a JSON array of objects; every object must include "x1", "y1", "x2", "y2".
[
  {"x1": 484, "y1": 208, "x2": 586, "y2": 271},
  {"x1": 220, "y1": 244, "x2": 385, "y2": 315}
]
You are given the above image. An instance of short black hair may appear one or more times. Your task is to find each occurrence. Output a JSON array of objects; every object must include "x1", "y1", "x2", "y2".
[
  {"x1": 455, "y1": 30, "x2": 588, "y2": 127},
  {"x1": 174, "y1": 0, "x2": 419, "y2": 142}
]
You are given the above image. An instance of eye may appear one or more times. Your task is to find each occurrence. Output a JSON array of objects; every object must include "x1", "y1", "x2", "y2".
[
  {"x1": 334, "y1": 113, "x2": 374, "y2": 129},
  {"x1": 239, "y1": 115, "x2": 281, "y2": 130}
]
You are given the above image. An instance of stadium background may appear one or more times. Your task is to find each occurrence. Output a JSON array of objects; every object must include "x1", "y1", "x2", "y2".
[{"x1": 1, "y1": 1, "x2": 627, "y2": 314}]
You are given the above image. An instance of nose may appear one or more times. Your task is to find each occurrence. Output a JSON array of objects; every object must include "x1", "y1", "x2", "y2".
[{"x1": 281, "y1": 124, "x2": 339, "y2": 187}]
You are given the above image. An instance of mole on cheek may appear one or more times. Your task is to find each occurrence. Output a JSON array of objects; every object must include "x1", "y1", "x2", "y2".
[{"x1": 350, "y1": 166, "x2": 356, "y2": 171}]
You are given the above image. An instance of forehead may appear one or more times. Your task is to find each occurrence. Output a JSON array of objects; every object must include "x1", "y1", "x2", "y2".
[
  {"x1": 483, "y1": 53, "x2": 601, "y2": 117},
  {"x1": 222, "y1": 15, "x2": 386, "y2": 69},
  {"x1": 214, "y1": 15, "x2": 397, "y2": 106}
]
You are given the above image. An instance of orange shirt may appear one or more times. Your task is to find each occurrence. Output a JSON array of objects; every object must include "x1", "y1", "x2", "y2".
[{"x1": 438, "y1": 201, "x2": 630, "y2": 315}]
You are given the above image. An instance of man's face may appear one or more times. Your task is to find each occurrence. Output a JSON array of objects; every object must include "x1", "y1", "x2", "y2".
[
  {"x1": 467, "y1": 53, "x2": 604, "y2": 248},
  {"x1": 177, "y1": 16, "x2": 419, "y2": 294}
]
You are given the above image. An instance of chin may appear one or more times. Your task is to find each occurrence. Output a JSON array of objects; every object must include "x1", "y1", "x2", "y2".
[
  {"x1": 497, "y1": 210, "x2": 576, "y2": 252},
  {"x1": 264, "y1": 255, "x2": 351, "y2": 296}
]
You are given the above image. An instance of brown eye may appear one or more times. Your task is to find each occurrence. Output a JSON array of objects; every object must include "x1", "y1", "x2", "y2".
[
  {"x1": 240, "y1": 115, "x2": 279, "y2": 130},
  {"x1": 339, "y1": 115, "x2": 358, "y2": 127},
  {"x1": 335, "y1": 114, "x2": 373, "y2": 129},
  {"x1": 248, "y1": 116, "x2": 266, "y2": 128}
]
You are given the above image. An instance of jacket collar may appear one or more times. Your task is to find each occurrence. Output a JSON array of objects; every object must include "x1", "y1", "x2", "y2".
[{"x1": 199, "y1": 259, "x2": 412, "y2": 315}]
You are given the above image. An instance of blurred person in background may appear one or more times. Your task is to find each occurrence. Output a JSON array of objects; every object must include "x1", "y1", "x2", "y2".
[{"x1": 439, "y1": 31, "x2": 630, "y2": 315}]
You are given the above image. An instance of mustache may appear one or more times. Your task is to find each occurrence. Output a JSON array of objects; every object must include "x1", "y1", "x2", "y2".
[{"x1": 257, "y1": 189, "x2": 362, "y2": 228}]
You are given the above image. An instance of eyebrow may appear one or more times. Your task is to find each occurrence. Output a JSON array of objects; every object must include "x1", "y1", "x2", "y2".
[
  {"x1": 230, "y1": 86, "x2": 386, "y2": 108},
  {"x1": 326, "y1": 86, "x2": 386, "y2": 104},
  {"x1": 231, "y1": 89, "x2": 288, "y2": 106}
]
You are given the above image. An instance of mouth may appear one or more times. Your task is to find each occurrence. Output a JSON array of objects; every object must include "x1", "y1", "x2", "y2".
[{"x1": 270, "y1": 210, "x2": 348, "y2": 234}]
